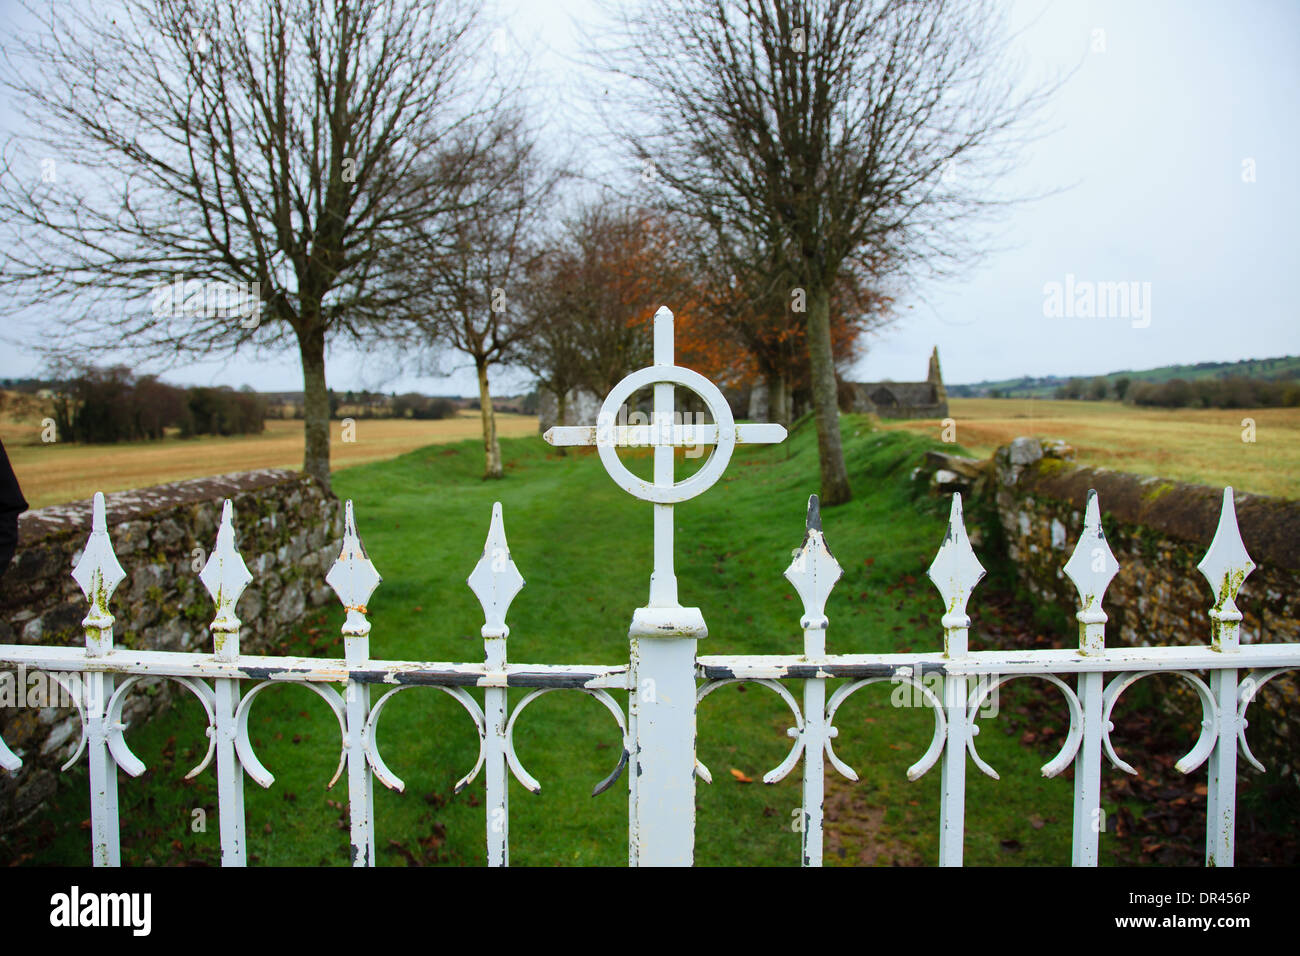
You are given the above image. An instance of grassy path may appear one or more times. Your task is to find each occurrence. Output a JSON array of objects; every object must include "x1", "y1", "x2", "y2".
[{"x1": 5, "y1": 418, "x2": 1089, "y2": 866}]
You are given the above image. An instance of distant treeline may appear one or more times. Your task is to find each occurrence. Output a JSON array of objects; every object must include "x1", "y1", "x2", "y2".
[
  {"x1": 388, "y1": 393, "x2": 458, "y2": 420},
  {"x1": 953, "y1": 354, "x2": 1300, "y2": 400},
  {"x1": 1054, "y1": 375, "x2": 1300, "y2": 408},
  {"x1": 49, "y1": 364, "x2": 265, "y2": 443},
  {"x1": 264, "y1": 389, "x2": 537, "y2": 419}
]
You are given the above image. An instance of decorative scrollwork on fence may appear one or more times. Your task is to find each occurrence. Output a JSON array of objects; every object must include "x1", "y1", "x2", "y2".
[
  {"x1": 1101, "y1": 670, "x2": 1218, "y2": 775},
  {"x1": 1236, "y1": 666, "x2": 1297, "y2": 772},
  {"x1": 695, "y1": 678, "x2": 805, "y2": 784},
  {"x1": 47, "y1": 672, "x2": 90, "y2": 773},
  {"x1": 363, "y1": 684, "x2": 486, "y2": 794},
  {"x1": 0, "y1": 729, "x2": 20, "y2": 773},
  {"x1": 825, "y1": 674, "x2": 947, "y2": 782},
  {"x1": 966, "y1": 674, "x2": 1083, "y2": 779},
  {"x1": 105, "y1": 675, "x2": 217, "y2": 779},
  {"x1": 234, "y1": 679, "x2": 348, "y2": 789},
  {"x1": 505, "y1": 688, "x2": 629, "y2": 796}
]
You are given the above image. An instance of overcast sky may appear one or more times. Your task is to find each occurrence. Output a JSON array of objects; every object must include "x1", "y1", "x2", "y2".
[{"x1": 0, "y1": 0, "x2": 1296, "y2": 394}]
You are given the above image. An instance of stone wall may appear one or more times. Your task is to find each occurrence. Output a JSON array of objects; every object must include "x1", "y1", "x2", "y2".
[
  {"x1": 0, "y1": 469, "x2": 342, "y2": 831},
  {"x1": 991, "y1": 437, "x2": 1299, "y2": 787}
]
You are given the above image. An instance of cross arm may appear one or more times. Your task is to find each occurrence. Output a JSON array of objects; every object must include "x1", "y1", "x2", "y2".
[{"x1": 543, "y1": 423, "x2": 787, "y2": 448}]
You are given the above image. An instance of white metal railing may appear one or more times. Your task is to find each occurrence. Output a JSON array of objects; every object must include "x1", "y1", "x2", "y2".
[{"x1": 1, "y1": 306, "x2": 1296, "y2": 867}]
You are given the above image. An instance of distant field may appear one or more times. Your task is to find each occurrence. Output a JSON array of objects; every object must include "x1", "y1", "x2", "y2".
[
  {"x1": 949, "y1": 354, "x2": 1300, "y2": 399},
  {"x1": 2, "y1": 414, "x2": 540, "y2": 509},
  {"x1": 5, "y1": 395, "x2": 1296, "y2": 507},
  {"x1": 882, "y1": 398, "x2": 1300, "y2": 499}
]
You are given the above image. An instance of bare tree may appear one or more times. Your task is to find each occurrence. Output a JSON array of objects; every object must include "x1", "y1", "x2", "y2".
[
  {"x1": 390, "y1": 119, "x2": 554, "y2": 479},
  {"x1": 679, "y1": 218, "x2": 891, "y2": 428},
  {"x1": 515, "y1": 247, "x2": 590, "y2": 448},
  {"x1": 598, "y1": 0, "x2": 1052, "y2": 504},
  {"x1": 567, "y1": 202, "x2": 687, "y2": 397},
  {"x1": 512, "y1": 202, "x2": 693, "y2": 446},
  {"x1": 0, "y1": 0, "x2": 513, "y2": 489}
]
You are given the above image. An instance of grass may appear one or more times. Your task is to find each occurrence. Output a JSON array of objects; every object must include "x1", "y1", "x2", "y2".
[
  {"x1": 6, "y1": 418, "x2": 1102, "y2": 867},
  {"x1": 884, "y1": 398, "x2": 1300, "y2": 499},
  {"x1": 2, "y1": 413, "x2": 539, "y2": 509}
]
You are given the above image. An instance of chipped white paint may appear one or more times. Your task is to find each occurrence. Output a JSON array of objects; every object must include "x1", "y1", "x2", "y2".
[
  {"x1": 784, "y1": 496, "x2": 842, "y2": 634},
  {"x1": 2, "y1": 314, "x2": 1297, "y2": 870},
  {"x1": 927, "y1": 494, "x2": 986, "y2": 647},
  {"x1": 327, "y1": 500, "x2": 382, "y2": 642}
]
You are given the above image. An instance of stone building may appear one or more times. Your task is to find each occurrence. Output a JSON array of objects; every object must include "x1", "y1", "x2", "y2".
[
  {"x1": 537, "y1": 387, "x2": 603, "y2": 432},
  {"x1": 843, "y1": 347, "x2": 948, "y2": 419}
]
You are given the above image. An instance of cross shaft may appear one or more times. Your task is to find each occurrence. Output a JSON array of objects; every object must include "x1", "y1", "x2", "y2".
[{"x1": 542, "y1": 306, "x2": 786, "y2": 620}]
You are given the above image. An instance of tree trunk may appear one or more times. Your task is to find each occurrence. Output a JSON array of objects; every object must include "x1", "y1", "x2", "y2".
[
  {"x1": 805, "y1": 285, "x2": 852, "y2": 505},
  {"x1": 477, "y1": 360, "x2": 503, "y2": 479},
  {"x1": 555, "y1": 387, "x2": 568, "y2": 457},
  {"x1": 767, "y1": 371, "x2": 790, "y2": 430},
  {"x1": 297, "y1": 322, "x2": 331, "y2": 491}
]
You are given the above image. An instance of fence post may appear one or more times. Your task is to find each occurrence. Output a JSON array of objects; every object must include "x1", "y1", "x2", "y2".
[
  {"x1": 1199, "y1": 488, "x2": 1253, "y2": 867},
  {"x1": 628, "y1": 624, "x2": 701, "y2": 866},
  {"x1": 628, "y1": 314, "x2": 706, "y2": 866},
  {"x1": 200, "y1": 500, "x2": 253, "y2": 867},
  {"x1": 1063, "y1": 490, "x2": 1119, "y2": 866},
  {"x1": 71, "y1": 493, "x2": 126, "y2": 867},
  {"x1": 327, "y1": 500, "x2": 382, "y2": 867},
  {"x1": 927, "y1": 494, "x2": 984, "y2": 867},
  {"x1": 467, "y1": 502, "x2": 524, "y2": 868},
  {"x1": 784, "y1": 495, "x2": 843, "y2": 867},
  {"x1": 627, "y1": 472, "x2": 705, "y2": 864}
]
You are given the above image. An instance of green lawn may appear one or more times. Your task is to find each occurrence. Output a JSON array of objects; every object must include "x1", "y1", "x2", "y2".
[{"x1": 10, "y1": 417, "x2": 1094, "y2": 866}]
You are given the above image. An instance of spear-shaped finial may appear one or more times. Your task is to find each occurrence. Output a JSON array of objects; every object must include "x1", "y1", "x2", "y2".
[
  {"x1": 467, "y1": 502, "x2": 524, "y2": 639},
  {"x1": 326, "y1": 500, "x2": 382, "y2": 639},
  {"x1": 1062, "y1": 490, "x2": 1120, "y2": 654},
  {"x1": 200, "y1": 499, "x2": 252, "y2": 660},
  {"x1": 1197, "y1": 487, "x2": 1255, "y2": 650},
  {"x1": 70, "y1": 492, "x2": 126, "y2": 654},
  {"x1": 926, "y1": 493, "x2": 985, "y2": 655},
  {"x1": 784, "y1": 495, "x2": 842, "y2": 633}
]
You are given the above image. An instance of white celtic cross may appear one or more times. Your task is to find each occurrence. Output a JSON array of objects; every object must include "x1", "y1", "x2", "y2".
[{"x1": 545, "y1": 306, "x2": 786, "y2": 635}]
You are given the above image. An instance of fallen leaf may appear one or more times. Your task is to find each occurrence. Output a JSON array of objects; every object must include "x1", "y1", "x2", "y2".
[{"x1": 729, "y1": 768, "x2": 753, "y2": 783}]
